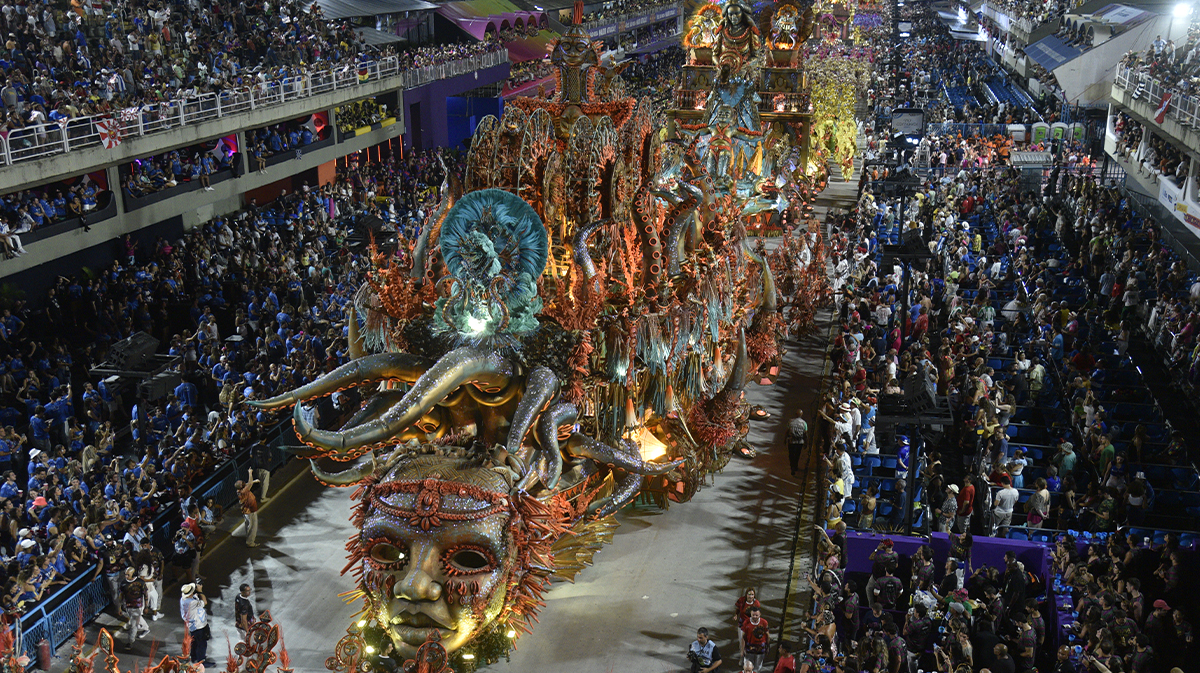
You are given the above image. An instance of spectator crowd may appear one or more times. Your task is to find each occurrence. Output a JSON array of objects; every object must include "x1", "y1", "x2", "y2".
[
  {"x1": 0, "y1": 145, "x2": 463, "y2": 647},
  {"x1": 0, "y1": 0, "x2": 503, "y2": 154}
]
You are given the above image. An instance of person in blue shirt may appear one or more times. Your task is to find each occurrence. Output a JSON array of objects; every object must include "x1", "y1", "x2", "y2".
[
  {"x1": 211, "y1": 357, "x2": 229, "y2": 383},
  {"x1": 896, "y1": 436, "x2": 910, "y2": 480},
  {"x1": 200, "y1": 155, "x2": 216, "y2": 192},
  {"x1": 174, "y1": 378, "x2": 199, "y2": 410},
  {"x1": 26, "y1": 464, "x2": 46, "y2": 493},
  {"x1": 44, "y1": 389, "x2": 70, "y2": 438},
  {"x1": 102, "y1": 472, "x2": 122, "y2": 500},
  {"x1": 80, "y1": 382, "x2": 100, "y2": 408},
  {"x1": 16, "y1": 540, "x2": 38, "y2": 568},
  {"x1": 28, "y1": 200, "x2": 45, "y2": 227},
  {"x1": 28, "y1": 406, "x2": 48, "y2": 451},
  {"x1": 122, "y1": 458, "x2": 143, "y2": 482},
  {"x1": 0, "y1": 471, "x2": 20, "y2": 500}
]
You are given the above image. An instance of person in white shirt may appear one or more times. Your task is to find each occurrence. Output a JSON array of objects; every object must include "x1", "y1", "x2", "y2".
[
  {"x1": 992, "y1": 476, "x2": 1019, "y2": 537},
  {"x1": 874, "y1": 302, "x2": 892, "y2": 328},
  {"x1": 179, "y1": 583, "x2": 214, "y2": 667},
  {"x1": 836, "y1": 443, "x2": 855, "y2": 490},
  {"x1": 0, "y1": 221, "x2": 26, "y2": 256},
  {"x1": 15, "y1": 207, "x2": 35, "y2": 234}
]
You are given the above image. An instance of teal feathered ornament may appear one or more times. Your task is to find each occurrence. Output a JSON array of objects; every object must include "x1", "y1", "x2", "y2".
[{"x1": 435, "y1": 189, "x2": 548, "y2": 342}]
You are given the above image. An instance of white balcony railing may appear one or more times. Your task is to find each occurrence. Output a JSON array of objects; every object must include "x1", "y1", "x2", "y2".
[
  {"x1": 580, "y1": 2, "x2": 679, "y2": 36},
  {"x1": 1114, "y1": 65, "x2": 1200, "y2": 135},
  {"x1": 0, "y1": 49, "x2": 509, "y2": 168}
]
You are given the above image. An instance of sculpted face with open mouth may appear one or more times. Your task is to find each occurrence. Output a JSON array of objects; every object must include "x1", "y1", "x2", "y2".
[{"x1": 355, "y1": 458, "x2": 518, "y2": 659}]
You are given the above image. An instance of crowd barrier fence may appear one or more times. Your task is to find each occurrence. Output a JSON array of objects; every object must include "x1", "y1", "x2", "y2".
[{"x1": 11, "y1": 418, "x2": 295, "y2": 661}]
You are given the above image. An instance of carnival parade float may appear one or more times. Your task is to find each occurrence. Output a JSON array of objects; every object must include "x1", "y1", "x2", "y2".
[
  {"x1": 251, "y1": 1, "x2": 840, "y2": 670},
  {"x1": 0, "y1": 1, "x2": 871, "y2": 672}
]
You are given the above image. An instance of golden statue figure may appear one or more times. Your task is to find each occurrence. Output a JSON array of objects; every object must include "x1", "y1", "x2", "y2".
[{"x1": 713, "y1": 0, "x2": 761, "y2": 76}]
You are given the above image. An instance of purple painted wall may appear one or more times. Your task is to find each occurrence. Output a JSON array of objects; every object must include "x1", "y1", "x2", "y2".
[
  {"x1": 402, "y1": 62, "x2": 511, "y2": 151},
  {"x1": 835, "y1": 530, "x2": 1052, "y2": 579}
]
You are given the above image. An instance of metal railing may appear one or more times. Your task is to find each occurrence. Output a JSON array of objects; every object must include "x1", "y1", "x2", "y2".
[
  {"x1": 581, "y1": 2, "x2": 679, "y2": 35},
  {"x1": 1126, "y1": 188, "x2": 1200, "y2": 272},
  {"x1": 1113, "y1": 65, "x2": 1200, "y2": 133},
  {"x1": 982, "y1": 0, "x2": 1073, "y2": 35},
  {"x1": 11, "y1": 417, "x2": 297, "y2": 661},
  {"x1": 0, "y1": 49, "x2": 509, "y2": 168},
  {"x1": 15, "y1": 566, "x2": 111, "y2": 661}
]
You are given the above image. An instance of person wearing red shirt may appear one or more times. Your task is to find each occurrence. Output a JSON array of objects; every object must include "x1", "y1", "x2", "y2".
[
  {"x1": 956, "y1": 474, "x2": 976, "y2": 533},
  {"x1": 772, "y1": 640, "x2": 795, "y2": 673},
  {"x1": 912, "y1": 306, "x2": 929, "y2": 342},
  {"x1": 735, "y1": 587, "x2": 761, "y2": 659},
  {"x1": 742, "y1": 606, "x2": 770, "y2": 671},
  {"x1": 182, "y1": 504, "x2": 204, "y2": 546}
]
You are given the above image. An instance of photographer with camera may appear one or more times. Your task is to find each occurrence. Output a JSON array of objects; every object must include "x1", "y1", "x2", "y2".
[
  {"x1": 180, "y1": 581, "x2": 215, "y2": 668},
  {"x1": 688, "y1": 627, "x2": 724, "y2": 673}
]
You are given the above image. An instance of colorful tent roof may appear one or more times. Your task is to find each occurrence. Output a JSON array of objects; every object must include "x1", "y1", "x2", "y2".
[{"x1": 505, "y1": 30, "x2": 555, "y2": 62}]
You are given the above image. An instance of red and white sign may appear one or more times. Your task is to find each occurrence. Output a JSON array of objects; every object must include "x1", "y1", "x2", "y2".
[{"x1": 96, "y1": 118, "x2": 122, "y2": 149}]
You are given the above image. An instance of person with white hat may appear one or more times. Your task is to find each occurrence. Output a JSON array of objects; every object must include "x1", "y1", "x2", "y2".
[
  {"x1": 937, "y1": 483, "x2": 959, "y2": 533},
  {"x1": 179, "y1": 582, "x2": 214, "y2": 667},
  {"x1": 827, "y1": 401, "x2": 854, "y2": 447},
  {"x1": 895, "y1": 437, "x2": 911, "y2": 481},
  {"x1": 16, "y1": 537, "x2": 38, "y2": 564}
]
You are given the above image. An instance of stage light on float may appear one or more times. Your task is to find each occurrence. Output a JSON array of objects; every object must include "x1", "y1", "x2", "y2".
[
  {"x1": 506, "y1": 630, "x2": 518, "y2": 639},
  {"x1": 627, "y1": 425, "x2": 669, "y2": 462},
  {"x1": 466, "y1": 314, "x2": 489, "y2": 335},
  {"x1": 1174, "y1": 3, "x2": 1191, "y2": 18},
  {"x1": 462, "y1": 654, "x2": 476, "y2": 660},
  {"x1": 365, "y1": 646, "x2": 376, "y2": 654},
  {"x1": 357, "y1": 620, "x2": 367, "y2": 628}
]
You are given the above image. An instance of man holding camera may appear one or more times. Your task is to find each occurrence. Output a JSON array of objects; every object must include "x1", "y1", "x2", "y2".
[
  {"x1": 688, "y1": 628, "x2": 724, "y2": 673},
  {"x1": 180, "y1": 582, "x2": 215, "y2": 668}
]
